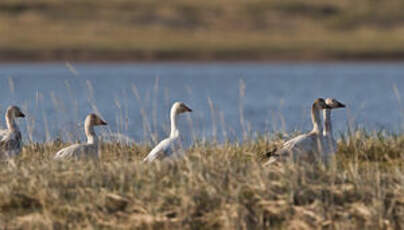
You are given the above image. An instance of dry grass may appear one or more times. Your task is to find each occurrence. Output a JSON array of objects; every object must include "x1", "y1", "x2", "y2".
[
  {"x1": 2, "y1": 0, "x2": 404, "y2": 60},
  {"x1": 0, "y1": 131, "x2": 403, "y2": 229}
]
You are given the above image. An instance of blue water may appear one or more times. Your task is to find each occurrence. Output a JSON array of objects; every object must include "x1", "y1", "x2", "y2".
[{"x1": 0, "y1": 62, "x2": 403, "y2": 143}]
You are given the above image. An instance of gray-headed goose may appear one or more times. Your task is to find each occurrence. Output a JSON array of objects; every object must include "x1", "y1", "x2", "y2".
[
  {"x1": 0, "y1": 105, "x2": 25, "y2": 159},
  {"x1": 54, "y1": 113, "x2": 107, "y2": 159}
]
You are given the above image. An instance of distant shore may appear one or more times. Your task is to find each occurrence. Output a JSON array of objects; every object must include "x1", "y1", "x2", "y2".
[
  {"x1": 3, "y1": 0, "x2": 404, "y2": 62},
  {"x1": 2, "y1": 50, "x2": 404, "y2": 62}
]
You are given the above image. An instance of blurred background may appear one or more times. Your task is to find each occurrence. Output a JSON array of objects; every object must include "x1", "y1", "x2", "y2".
[
  {"x1": 1, "y1": 0, "x2": 403, "y2": 143},
  {"x1": 3, "y1": 0, "x2": 404, "y2": 61}
]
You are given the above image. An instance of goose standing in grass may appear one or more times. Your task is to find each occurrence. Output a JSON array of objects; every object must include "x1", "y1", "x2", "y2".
[
  {"x1": 143, "y1": 102, "x2": 192, "y2": 163},
  {"x1": 0, "y1": 105, "x2": 25, "y2": 159},
  {"x1": 264, "y1": 98, "x2": 331, "y2": 166},
  {"x1": 54, "y1": 114, "x2": 107, "y2": 159},
  {"x1": 322, "y1": 98, "x2": 346, "y2": 161}
]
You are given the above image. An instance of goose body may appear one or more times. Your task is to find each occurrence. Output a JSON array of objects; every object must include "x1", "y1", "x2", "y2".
[
  {"x1": 143, "y1": 102, "x2": 192, "y2": 163},
  {"x1": 0, "y1": 106, "x2": 25, "y2": 159},
  {"x1": 54, "y1": 114, "x2": 107, "y2": 159},
  {"x1": 264, "y1": 98, "x2": 331, "y2": 165},
  {"x1": 273, "y1": 132, "x2": 323, "y2": 160},
  {"x1": 143, "y1": 136, "x2": 181, "y2": 162},
  {"x1": 54, "y1": 143, "x2": 99, "y2": 159}
]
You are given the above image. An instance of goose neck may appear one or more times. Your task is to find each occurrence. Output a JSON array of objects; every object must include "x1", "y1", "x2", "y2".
[
  {"x1": 5, "y1": 113, "x2": 18, "y2": 132},
  {"x1": 323, "y1": 109, "x2": 332, "y2": 136},
  {"x1": 311, "y1": 104, "x2": 323, "y2": 134},
  {"x1": 85, "y1": 123, "x2": 97, "y2": 144},
  {"x1": 169, "y1": 108, "x2": 179, "y2": 138}
]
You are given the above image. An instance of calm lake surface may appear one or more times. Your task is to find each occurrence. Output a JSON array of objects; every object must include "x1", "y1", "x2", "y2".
[{"x1": 0, "y1": 62, "x2": 403, "y2": 143}]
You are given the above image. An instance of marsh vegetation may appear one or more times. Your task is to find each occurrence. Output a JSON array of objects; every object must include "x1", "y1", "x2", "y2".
[{"x1": 0, "y1": 130, "x2": 403, "y2": 229}]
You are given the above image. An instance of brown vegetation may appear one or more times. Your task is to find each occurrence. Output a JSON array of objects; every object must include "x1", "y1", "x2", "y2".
[{"x1": 0, "y1": 131, "x2": 403, "y2": 229}]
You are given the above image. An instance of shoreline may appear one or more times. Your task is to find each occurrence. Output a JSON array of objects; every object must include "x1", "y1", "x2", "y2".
[{"x1": 2, "y1": 51, "x2": 404, "y2": 63}]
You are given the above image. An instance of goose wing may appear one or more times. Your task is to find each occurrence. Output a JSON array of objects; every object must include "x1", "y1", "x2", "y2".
[
  {"x1": 0, "y1": 129, "x2": 8, "y2": 139},
  {"x1": 143, "y1": 137, "x2": 176, "y2": 163},
  {"x1": 279, "y1": 134, "x2": 314, "y2": 155},
  {"x1": 0, "y1": 131, "x2": 22, "y2": 157},
  {"x1": 54, "y1": 143, "x2": 98, "y2": 159},
  {"x1": 264, "y1": 133, "x2": 316, "y2": 166},
  {"x1": 54, "y1": 144, "x2": 82, "y2": 159}
]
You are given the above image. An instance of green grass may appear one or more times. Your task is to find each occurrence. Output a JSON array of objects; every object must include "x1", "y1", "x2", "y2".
[
  {"x1": 0, "y1": 131, "x2": 403, "y2": 229},
  {"x1": 2, "y1": 0, "x2": 404, "y2": 61}
]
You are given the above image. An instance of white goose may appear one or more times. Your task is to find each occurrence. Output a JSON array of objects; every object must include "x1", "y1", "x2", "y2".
[
  {"x1": 0, "y1": 105, "x2": 25, "y2": 159},
  {"x1": 264, "y1": 98, "x2": 331, "y2": 166},
  {"x1": 54, "y1": 114, "x2": 107, "y2": 159},
  {"x1": 322, "y1": 98, "x2": 345, "y2": 161},
  {"x1": 143, "y1": 102, "x2": 192, "y2": 163}
]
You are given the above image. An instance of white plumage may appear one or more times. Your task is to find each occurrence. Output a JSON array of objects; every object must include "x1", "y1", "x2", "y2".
[
  {"x1": 264, "y1": 98, "x2": 331, "y2": 166},
  {"x1": 54, "y1": 113, "x2": 107, "y2": 159},
  {"x1": 143, "y1": 102, "x2": 192, "y2": 163},
  {"x1": 143, "y1": 137, "x2": 179, "y2": 162},
  {"x1": 0, "y1": 106, "x2": 25, "y2": 159}
]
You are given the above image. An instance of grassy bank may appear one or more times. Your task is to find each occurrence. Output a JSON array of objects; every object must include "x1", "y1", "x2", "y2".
[
  {"x1": 0, "y1": 131, "x2": 403, "y2": 229},
  {"x1": 2, "y1": 0, "x2": 404, "y2": 61}
]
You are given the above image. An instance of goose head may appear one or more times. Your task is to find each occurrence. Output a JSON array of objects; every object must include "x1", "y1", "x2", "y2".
[
  {"x1": 313, "y1": 98, "x2": 332, "y2": 110},
  {"x1": 6, "y1": 105, "x2": 25, "y2": 119},
  {"x1": 172, "y1": 102, "x2": 192, "y2": 115},
  {"x1": 85, "y1": 113, "x2": 107, "y2": 127},
  {"x1": 325, "y1": 98, "x2": 346, "y2": 109}
]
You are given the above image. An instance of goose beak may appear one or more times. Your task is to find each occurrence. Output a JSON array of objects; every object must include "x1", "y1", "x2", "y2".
[
  {"x1": 337, "y1": 102, "x2": 346, "y2": 108},
  {"x1": 184, "y1": 105, "x2": 192, "y2": 112},
  {"x1": 19, "y1": 112, "x2": 25, "y2": 118},
  {"x1": 100, "y1": 120, "x2": 107, "y2": 125}
]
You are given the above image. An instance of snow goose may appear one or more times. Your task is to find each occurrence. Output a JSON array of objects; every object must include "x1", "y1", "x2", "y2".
[
  {"x1": 143, "y1": 102, "x2": 192, "y2": 163},
  {"x1": 264, "y1": 98, "x2": 331, "y2": 166},
  {"x1": 322, "y1": 98, "x2": 345, "y2": 161},
  {"x1": 54, "y1": 113, "x2": 107, "y2": 159},
  {"x1": 0, "y1": 106, "x2": 25, "y2": 159}
]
